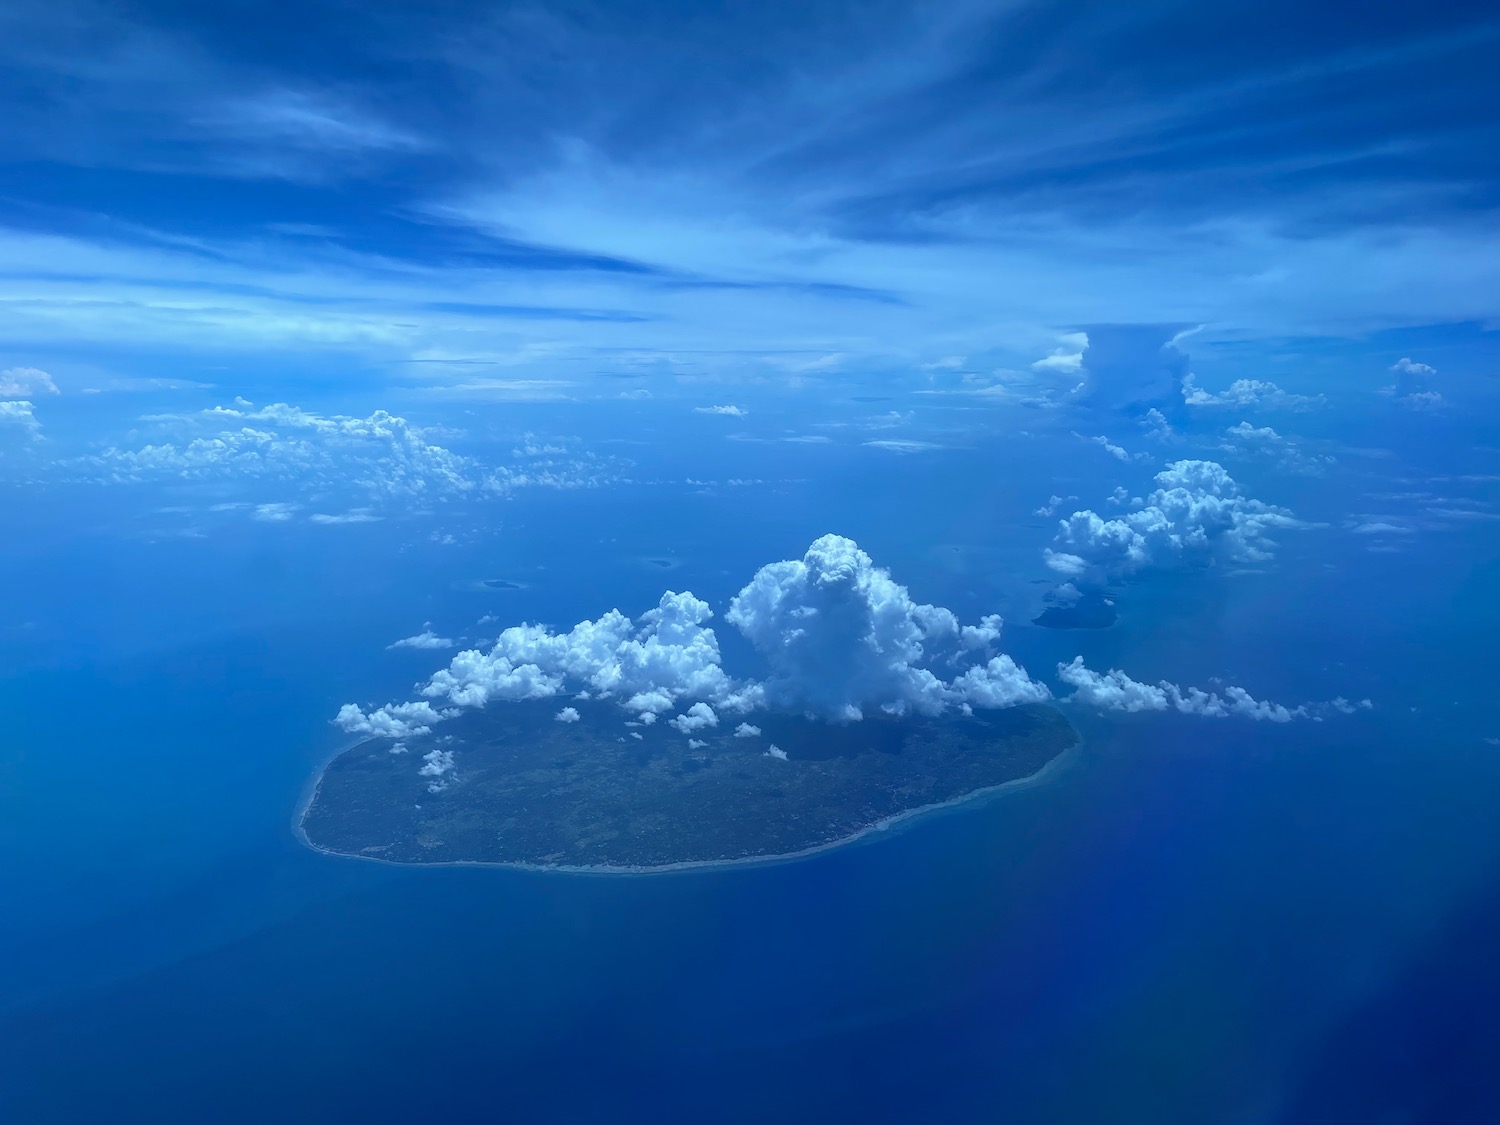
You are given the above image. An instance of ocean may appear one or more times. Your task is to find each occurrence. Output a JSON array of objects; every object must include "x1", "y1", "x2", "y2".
[{"x1": 2, "y1": 443, "x2": 1498, "y2": 1124}]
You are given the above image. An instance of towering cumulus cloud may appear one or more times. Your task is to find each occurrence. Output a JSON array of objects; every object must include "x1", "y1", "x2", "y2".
[
  {"x1": 727, "y1": 534, "x2": 1046, "y2": 719},
  {"x1": 1044, "y1": 460, "x2": 1299, "y2": 584},
  {"x1": 337, "y1": 535, "x2": 1049, "y2": 743}
]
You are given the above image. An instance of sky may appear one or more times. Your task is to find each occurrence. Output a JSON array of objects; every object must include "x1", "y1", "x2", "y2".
[{"x1": 1, "y1": 0, "x2": 1499, "y2": 398}]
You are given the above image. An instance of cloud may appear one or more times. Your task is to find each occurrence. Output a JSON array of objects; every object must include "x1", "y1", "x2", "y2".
[
  {"x1": 1058, "y1": 657, "x2": 1303, "y2": 721},
  {"x1": 1141, "y1": 408, "x2": 1174, "y2": 439},
  {"x1": 1045, "y1": 460, "x2": 1300, "y2": 584},
  {"x1": 417, "y1": 747, "x2": 456, "y2": 793},
  {"x1": 1218, "y1": 422, "x2": 1335, "y2": 474},
  {"x1": 308, "y1": 510, "x2": 383, "y2": 525},
  {"x1": 725, "y1": 534, "x2": 1048, "y2": 720},
  {"x1": 1182, "y1": 374, "x2": 1323, "y2": 411},
  {"x1": 1034, "y1": 494, "x2": 1077, "y2": 518},
  {"x1": 1385, "y1": 358, "x2": 1444, "y2": 409},
  {"x1": 335, "y1": 700, "x2": 452, "y2": 738},
  {"x1": 74, "y1": 399, "x2": 611, "y2": 506},
  {"x1": 668, "y1": 701, "x2": 718, "y2": 733},
  {"x1": 1032, "y1": 333, "x2": 1089, "y2": 374},
  {"x1": 687, "y1": 737, "x2": 708, "y2": 750},
  {"x1": 337, "y1": 535, "x2": 1050, "y2": 757},
  {"x1": 555, "y1": 706, "x2": 581, "y2": 723},
  {"x1": 694, "y1": 404, "x2": 748, "y2": 416},
  {"x1": 1391, "y1": 357, "x2": 1436, "y2": 378},
  {"x1": 0, "y1": 400, "x2": 42, "y2": 440},
  {"x1": 388, "y1": 627, "x2": 455, "y2": 651},
  {"x1": 417, "y1": 590, "x2": 744, "y2": 719},
  {"x1": 252, "y1": 502, "x2": 300, "y2": 521},
  {"x1": 0, "y1": 367, "x2": 58, "y2": 398},
  {"x1": 863, "y1": 439, "x2": 942, "y2": 454},
  {"x1": 764, "y1": 744, "x2": 789, "y2": 761},
  {"x1": 1075, "y1": 432, "x2": 1139, "y2": 462}
]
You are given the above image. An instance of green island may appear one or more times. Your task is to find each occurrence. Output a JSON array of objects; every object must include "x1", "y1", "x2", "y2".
[{"x1": 299, "y1": 700, "x2": 1077, "y2": 872}]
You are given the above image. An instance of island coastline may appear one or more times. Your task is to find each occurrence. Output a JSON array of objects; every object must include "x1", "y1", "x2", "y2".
[{"x1": 294, "y1": 726, "x2": 1082, "y2": 878}]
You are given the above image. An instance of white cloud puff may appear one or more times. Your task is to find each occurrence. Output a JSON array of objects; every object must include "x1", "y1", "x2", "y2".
[
  {"x1": 734, "y1": 722, "x2": 762, "y2": 738},
  {"x1": 1045, "y1": 460, "x2": 1299, "y2": 583},
  {"x1": 1218, "y1": 423, "x2": 1335, "y2": 475},
  {"x1": 1385, "y1": 358, "x2": 1444, "y2": 410},
  {"x1": 669, "y1": 702, "x2": 719, "y2": 733},
  {"x1": 1182, "y1": 374, "x2": 1322, "y2": 411},
  {"x1": 0, "y1": 367, "x2": 59, "y2": 398},
  {"x1": 0, "y1": 400, "x2": 42, "y2": 440},
  {"x1": 725, "y1": 534, "x2": 1048, "y2": 720},
  {"x1": 764, "y1": 744, "x2": 789, "y2": 760},
  {"x1": 694, "y1": 404, "x2": 748, "y2": 416},
  {"x1": 1058, "y1": 657, "x2": 1301, "y2": 721},
  {"x1": 387, "y1": 627, "x2": 455, "y2": 651},
  {"x1": 555, "y1": 706, "x2": 581, "y2": 723},
  {"x1": 335, "y1": 700, "x2": 452, "y2": 738}
]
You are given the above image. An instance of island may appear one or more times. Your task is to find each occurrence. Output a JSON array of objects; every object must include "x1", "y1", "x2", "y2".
[
  {"x1": 1033, "y1": 589, "x2": 1117, "y2": 630},
  {"x1": 299, "y1": 700, "x2": 1077, "y2": 872}
]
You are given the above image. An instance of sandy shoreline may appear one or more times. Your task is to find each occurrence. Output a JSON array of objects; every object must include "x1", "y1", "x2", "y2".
[{"x1": 293, "y1": 734, "x2": 1082, "y2": 878}]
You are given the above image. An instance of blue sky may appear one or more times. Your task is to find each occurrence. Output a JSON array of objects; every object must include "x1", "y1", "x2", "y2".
[{"x1": 2, "y1": 0, "x2": 1499, "y2": 399}]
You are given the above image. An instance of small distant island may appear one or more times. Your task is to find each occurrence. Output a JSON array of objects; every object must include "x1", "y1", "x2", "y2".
[
  {"x1": 300, "y1": 701, "x2": 1076, "y2": 872},
  {"x1": 1033, "y1": 589, "x2": 1117, "y2": 630}
]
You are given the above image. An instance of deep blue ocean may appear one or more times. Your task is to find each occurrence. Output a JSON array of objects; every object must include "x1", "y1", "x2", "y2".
[{"x1": 3, "y1": 418, "x2": 1498, "y2": 1125}]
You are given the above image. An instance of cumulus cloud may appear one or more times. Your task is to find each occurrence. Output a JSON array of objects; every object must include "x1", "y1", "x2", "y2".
[
  {"x1": 1385, "y1": 358, "x2": 1444, "y2": 410},
  {"x1": 1034, "y1": 494, "x2": 1077, "y2": 518},
  {"x1": 1141, "y1": 408, "x2": 1174, "y2": 439},
  {"x1": 417, "y1": 747, "x2": 456, "y2": 793},
  {"x1": 668, "y1": 702, "x2": 718, "y2": 733},
  {"x1": 725, "y1": 534, "x2": 1048, "y2": 720},
  {"x1": 1032, "y1": 332, "x2": 1088, "y2": 374},
  {"x1": 1075, "y1": 432, "x2": 1140, "y2": 462},
  {"x1": 765, "y1": 744, "x2": 789, "y2": 760},
  {"x1": 335, "y1": 700, "x2": 452, "y2": 738},
  {"x1": 555, "y1": 706, "x2": 581, "y2": 723},
  {"x1": 417, "y1": 590, "x2": 746, "y2": 720},
  {"x1": 1057, "y1": 657, "x2": 1302, "y2": 721},
  {"x1": 1045, "y1": 461, "x2": 1300, "y2": 584},
  {"x1": 387, "y1": 627, "x2": 455, "y2": 651},
  {"x1": 0, "y1": 400, "x2": 42, "y2": 440},
  {"x1": 1182, "y1": 374, "x2": 1323, "y2": 411},
  {"x1": 1218, "y1": 422, "x2": 1335, "y2": 475},
  {"x1": 75, "y1": 399, "x2": 611, "y2": 505},
  {"x1": 0, "y1": 367, "x2": 59, "y2": 398},
  {"x1": 336, "y1": 536, "x2": 1051, "y2": 784},
  {"x1": 694, "y1": 404, "x2": 748, "y2": 416}
]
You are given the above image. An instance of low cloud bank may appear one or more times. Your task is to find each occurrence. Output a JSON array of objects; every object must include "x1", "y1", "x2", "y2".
[
  {"x1": 1057, "y1": 657, "x2": 1368, "y2": 721},
  {"x1": 337, "y1": 535, "x2": 1050, "y2": 748}
]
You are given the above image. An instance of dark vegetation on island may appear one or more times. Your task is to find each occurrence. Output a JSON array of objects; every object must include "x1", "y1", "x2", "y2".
[
  {"x1": 482, "y1": 578, "x2": 522, "y2": 589},
  {"x1": 301, "y1": 700, "x2": 1077, "y2": 870}
]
